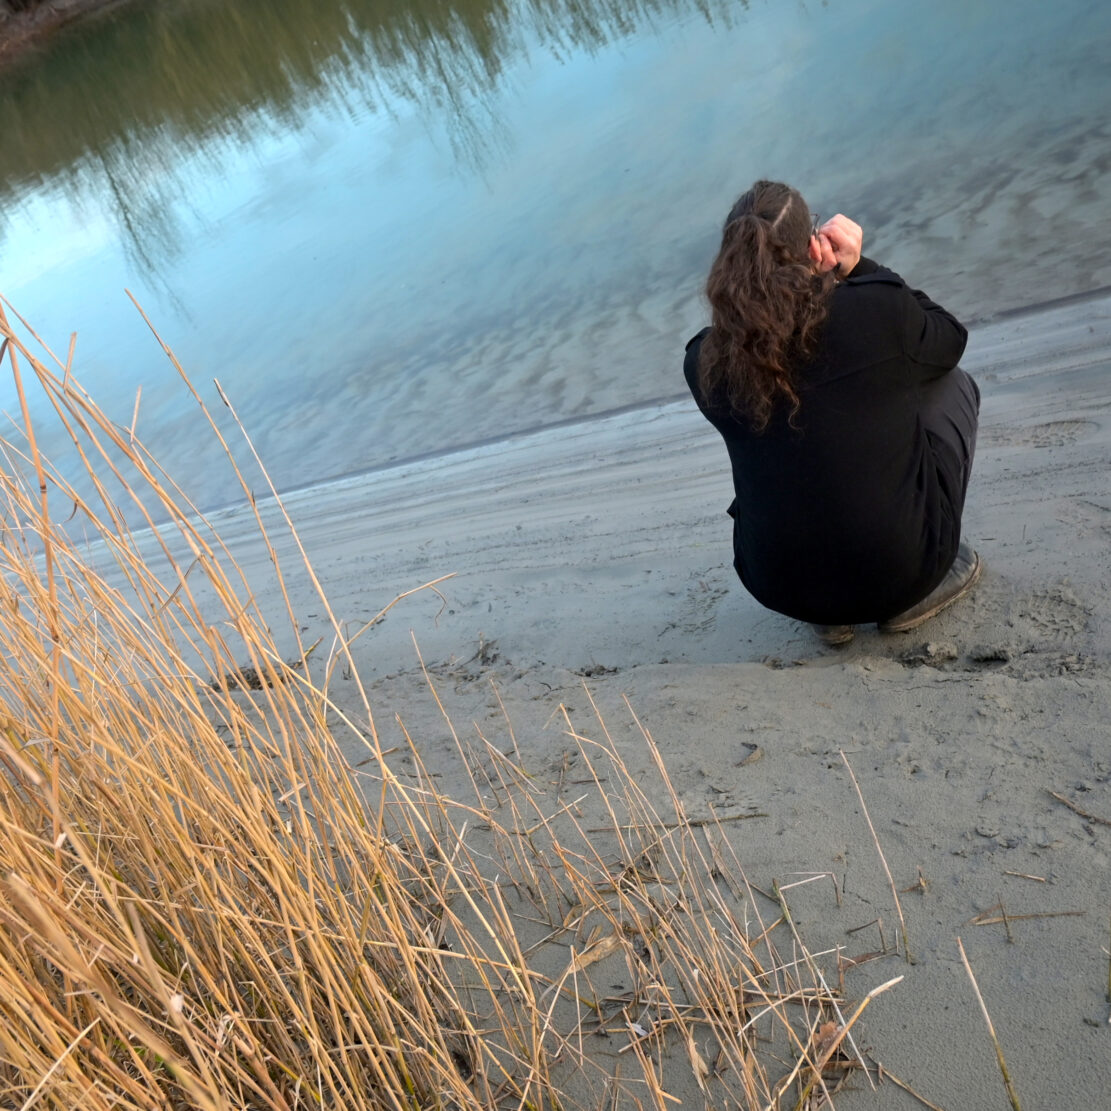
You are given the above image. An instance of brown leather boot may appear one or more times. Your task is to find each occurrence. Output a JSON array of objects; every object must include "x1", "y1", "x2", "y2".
[
  {"x1": 878, "y1": 542, "x2": 983, "y2": 633},
  {"x1": 812, "y1": 624, "x2": 854, "y2": 646}
]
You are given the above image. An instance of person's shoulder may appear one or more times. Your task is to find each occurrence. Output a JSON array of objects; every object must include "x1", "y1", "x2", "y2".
[
  {"x1": 833, "y1": 266, "x2": 909, "y2": 317},
  {"x1": 828, "y1": 264, "x2": 911, "y2": 339},
  {"x1": 684, "y1": 327, "x2": 711, "y2": 382},
  {"x1": 683, "y1": 327, "x2": 712, "y2": 406},
  {"x1": 845, "y1": 271, "x2": 904, "y2": 287},
  {"x1": 841, "y1": 263, "x2": 905, "y2": 289},
  {"x1": 685, "y1": 326, "x2": 711, "y2": 353}
]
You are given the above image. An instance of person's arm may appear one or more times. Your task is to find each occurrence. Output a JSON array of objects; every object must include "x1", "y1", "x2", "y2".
[
  {"x1": 899, "y1": 281, "x2": 967, "y2": 373},
  {"x1": 819, "y1": 213, "x2": 966, "y2": 370}
]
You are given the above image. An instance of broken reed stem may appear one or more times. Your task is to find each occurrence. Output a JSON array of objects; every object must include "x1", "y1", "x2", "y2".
[
  {"x1": 785, "y1": 975, "x2": 902, "y2": 1111},
  {"x1": 1047, "y1": 790, "x2": 1111, "y2": 828},
  {"x1": 998, "y1": 895, "x2": 1013, "y2": 944},
  {"x1": 971, "y1": 908, "x2": 1083, "y2": 927},
  {"x1": 772, "y1": 881, "x2": 872, "y2": 1092},
  {"x1": 871, "y1": 1060, "x2": 949, "y2": 1111},
  {"x1": 585, "y1": 811, "x2": 767, "y2": 833},
  {"x1": 839, "y1": 749, "x2": 912, "y2": 964},
  {"x1": 956, "y1": 938, "x2": 1023, "y2": 1111}
]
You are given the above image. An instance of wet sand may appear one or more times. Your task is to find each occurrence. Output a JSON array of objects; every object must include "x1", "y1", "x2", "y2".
[{"x1": 172, "y1": 290, "x2": 1111, "y2": 1108}]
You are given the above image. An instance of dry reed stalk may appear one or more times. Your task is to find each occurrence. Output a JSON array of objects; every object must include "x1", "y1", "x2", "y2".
[
  {"x1": 1047, "y1": 789, "x2": 1111, "y2": 828},
  {"x1": 871, "y1": 1060, "x2": 949, "y2": 1111},
  {"x1": 956, "y1": 937, "x2": 1023, "y2": 1111},
  {"x1": 970, "y1": 907, "x2": 1083, "y2": 928},
  {"x1": 771, "y1": 880, "x2": 871, "y2": 1099},
  {"x1": 781, "y1": 974, "x2": 902, "y2": 1111},
  {"x1": 0, "y1": 296, "x2": 889, "y2": 1110},
  {"x1": 840, "y1": 748, "x2": 913, "y2": 963}
]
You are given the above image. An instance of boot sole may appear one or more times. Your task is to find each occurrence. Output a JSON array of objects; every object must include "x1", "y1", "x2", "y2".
[{"x1": 814, "y1": 625, "x2": 855, "y2": 646}]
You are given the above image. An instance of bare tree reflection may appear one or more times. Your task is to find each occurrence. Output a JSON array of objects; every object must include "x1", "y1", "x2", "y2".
[{"x1": 0, "y1": 0, "x2": 735, "y2": 280}]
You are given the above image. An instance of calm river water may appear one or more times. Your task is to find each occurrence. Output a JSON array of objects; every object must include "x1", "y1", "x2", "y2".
[{"x1": 1, "y1": 0, "x2": 1109, "y2": 514}]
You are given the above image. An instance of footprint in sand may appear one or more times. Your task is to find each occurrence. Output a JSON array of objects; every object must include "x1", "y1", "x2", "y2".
[
  {"x1": 1018, "y1": 583, "x2": 1092, "y2": 641},
  {"x1": 980, "y1": 419, "x2": 1097, "y2": 449},
  {"x1": 970, "y1": 582, "x2": 1097, "y2": 678},
  {"x1": 1056, "y1": 497, "x2": 1111, "y2": 540},
  {"x1": 678, "y1": 573, "x2": 729, "y2": 635}
]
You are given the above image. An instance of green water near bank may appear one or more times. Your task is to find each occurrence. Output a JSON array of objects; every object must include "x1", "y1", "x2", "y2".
[{"x1": 1, "y1": 0, "x2": 1109, "y2": 512}]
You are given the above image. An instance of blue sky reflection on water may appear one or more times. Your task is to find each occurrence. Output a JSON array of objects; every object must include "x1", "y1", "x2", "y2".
[{"x1": 1, "y1": 0, "x2": 1109, "y2": 514}]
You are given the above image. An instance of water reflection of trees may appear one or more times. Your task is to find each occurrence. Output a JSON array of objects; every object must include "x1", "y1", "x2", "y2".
[{"x1": 0, "y1": 0, "x2": 732, "y2": 277}]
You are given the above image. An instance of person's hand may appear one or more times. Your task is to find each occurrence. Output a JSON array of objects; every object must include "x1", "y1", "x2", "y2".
[
  {"x1": 814, "y1": 214, "x2": 862, "y2": 276},
  {"x1": 809, "y1": 228, "x2": 839, "y2": 273}
]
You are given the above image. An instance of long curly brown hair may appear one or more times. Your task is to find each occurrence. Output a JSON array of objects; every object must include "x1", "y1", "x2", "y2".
[{"x1": 698, "y1": 181, "x2": 835, "y2": 430}]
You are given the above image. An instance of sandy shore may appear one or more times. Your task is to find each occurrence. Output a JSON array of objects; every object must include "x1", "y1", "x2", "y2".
[{"x1": 105, "y1": 290, "x2": 1111, "y2": 1108}]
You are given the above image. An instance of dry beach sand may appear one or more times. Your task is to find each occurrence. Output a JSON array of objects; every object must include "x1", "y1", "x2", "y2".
[{"x1": 138, "y1": 288, "x2": 1111, "y2": 1109}]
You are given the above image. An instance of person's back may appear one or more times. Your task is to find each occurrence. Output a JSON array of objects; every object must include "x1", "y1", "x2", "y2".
[{"x1": 685, "y1": 181, "x2": 981, "y2": 642}]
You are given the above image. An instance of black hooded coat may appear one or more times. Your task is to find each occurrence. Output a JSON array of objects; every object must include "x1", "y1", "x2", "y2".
[{"x1": 683, "y1": 257, "x2": 979, "y2": 625}]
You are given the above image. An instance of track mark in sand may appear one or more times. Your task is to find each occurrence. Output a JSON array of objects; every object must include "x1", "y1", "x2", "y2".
[
  {"x1": 990, "y1": 582, "x2": 1099, "y2": 678},
  {"x1": 1057, "y1": 498, "x2": 1111, "y2": 540},
  {"x1": 678, "y1": 574, "x2": 729, "y2": 635},
  {"x1": 892, "y1": 581, "x2": 1096, "y2": 678},
  {"x1": 981, "y1": 419, "x2": 1096, "y2": 449},
  {"x1": 1018, "y1": 582, "x2": 1092, "y2": 641}
]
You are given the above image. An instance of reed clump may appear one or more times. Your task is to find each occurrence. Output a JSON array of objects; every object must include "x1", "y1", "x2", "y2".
[{"x1": 0, "y1": 299, "x2": 877, "y2": 1110}]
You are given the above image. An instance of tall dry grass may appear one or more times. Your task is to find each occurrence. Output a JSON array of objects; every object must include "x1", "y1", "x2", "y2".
[{"x1": 0, "y1": 297, "x2": 887, "y2": 1110}]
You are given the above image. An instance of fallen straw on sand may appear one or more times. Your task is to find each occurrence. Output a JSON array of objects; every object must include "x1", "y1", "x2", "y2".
[
  {"x1": 840, "y1": 750, "x2": 912, "y2": 964},
  {"x1": 957, "y1": 937, "x2": 1023, "y2": 1111}
]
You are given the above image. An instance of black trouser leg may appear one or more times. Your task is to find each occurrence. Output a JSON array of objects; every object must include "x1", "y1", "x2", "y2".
[{"x1": 921, "y1": 367, "x2": 980, "y2": 527}]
